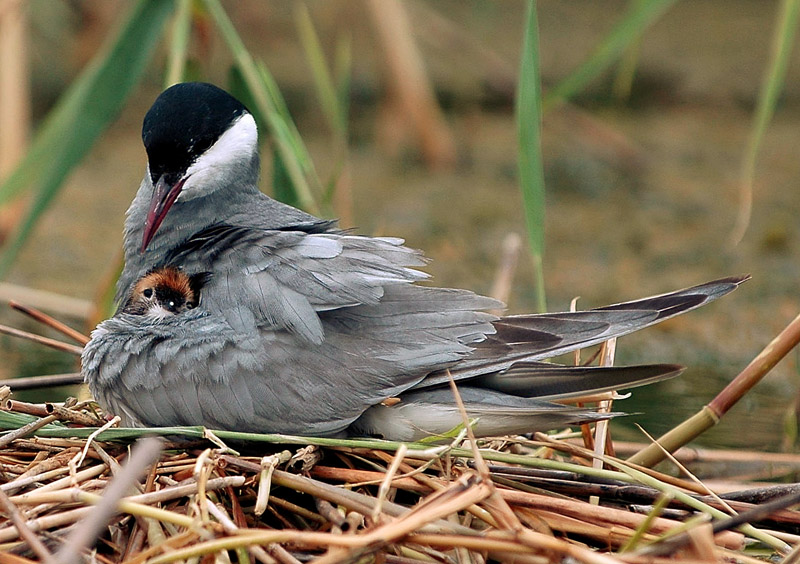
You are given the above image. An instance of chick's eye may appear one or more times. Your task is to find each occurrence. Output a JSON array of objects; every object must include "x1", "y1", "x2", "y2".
[{"x1": 143, "y1": 288, "x2": 153, "y2": 298}]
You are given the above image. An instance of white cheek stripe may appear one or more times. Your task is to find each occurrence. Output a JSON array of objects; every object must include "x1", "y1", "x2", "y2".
[
  {"x1": 176, "y1": 112, "x2": 258, "y2": 202},
  {"x1": 185, "y1": 113, "x2": 258, "y2": 178}
]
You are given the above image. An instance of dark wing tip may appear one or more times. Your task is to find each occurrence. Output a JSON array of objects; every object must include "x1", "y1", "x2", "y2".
[
  {"x1": 681, "y1": 274, "x2": 750, "y2": 295},
  {"x1": 593, "y1": 274, "x2": 749, "y2": 315},
  {"x1": 476, "y1": 361, "x2": 685, "y2": 399}
]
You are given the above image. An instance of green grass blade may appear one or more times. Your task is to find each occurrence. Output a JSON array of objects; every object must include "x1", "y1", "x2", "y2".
[
  {"x1": 542, "y1": 0, "x2": 675, "y2": 111},
  {"x1": 202, "y1": 0, "x2": 322, "y2": 215},
  {"x1": 611, "y1": 1, "x2": 645, "y2": 103},
  {"x1": 229, "y1": 63, "x2": 306, "y2": 211},
  {"x1": 295, "y1": 4, "x2": 345, "y2": 135},
  {"x1": 272, "y1": 148, "x2": 301, "y2": 209},
  {"x1": 164, "y1": 0, "x2": 193, "y2": 87},
  {"x1": 731, "y1": 0, "x2": 800, "y2": 245},
  {"x1": 323, "y1": 34, "x2": 353, "y2": 209},
  {"x1": 334, "y1": 34, "x2": 352, "y2": 137},
  {"x1": 0, "y1": 1, "x2": 172, "y2": 209},
  {"x1": 294, "y1": 5, "x2": 352, "y2": 212},
  {"x1": 0, "y1": 0, "x2": 174, "y2": 276},
  {"x1": 255, "y1": 62, "x2": 316, "y2": 174},
  {"x1": 517, "y1": 0, "x2": 547, "y2": 312}
]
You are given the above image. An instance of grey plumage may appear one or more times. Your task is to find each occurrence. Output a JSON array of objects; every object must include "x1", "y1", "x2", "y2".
[
  {"x1": 351, "y1": 388, "x2": 623, "y2": 442},
  {"x1": 83, "y1": 82, "x2": 747, "y2": 441}
]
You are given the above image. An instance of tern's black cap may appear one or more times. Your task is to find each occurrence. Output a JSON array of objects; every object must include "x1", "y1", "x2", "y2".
[{"x1": 142, "y1": 82, "x2": 250, "y2": 184}]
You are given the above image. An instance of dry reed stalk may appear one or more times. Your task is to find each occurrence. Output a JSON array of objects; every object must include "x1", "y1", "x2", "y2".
[
  {"x1": 639, "y1": 488, "x2": 800, "y2": 557},
  {"x1": 446, "y1": 374, "x2": 524, "y2": 534},
  {"x1": 311, "y1": 462, "x2": 745, "y2": 552},
  {"x1": 8, "y1": 301, "x2": 90, "y2": 345},
  {"x1": 630, "y1": 311, "x2": 800, "y2": 467},
  {"x1": 313, "y1": 464, "x2": 429, "y2": 493},
  {"x1": 489, "y1": 232, "x2": 522, "y2": 314},
  {"x1": 540, "y1": 434, "x2": 790, "y2": 552},
  {"x1": 268, "y1": 496, "x2": 327, "y2": 525},
  {"x1": 0, "y1": 324, "x2": 84, "y2": 355},
  {"x1": 205, "y1": 500, "x2": 278, "y2": 564},
  {"x1": 119, "y1": 529, "x2": 202, "y2": 564},
  {"x1": 366, "y1": 0, "x2": 456, "y2": 168},
  {"x1": 139, "y1": 478, "x2": 493, "y2": 564},
  {"x1": 0, "y1": 283, "x2": 93, "y2": 319},
  {"x1": 3, "y1": 401, "x2": 50, "y2": 418},
  {"x1": 0, "y1": 374, "x2": 85, "y2": 391},
  {"x1": 0, "y1": 0, "x2": 30, "y2": 242},
  {"x1": 0, "y1": 416, "x2": 59, "y2": 449},
  {"x1": 0, "y1": 487, "x2": 53, "y2": 563},
  {"x1": 499, "y1": 468, "x2": 800, "y2": 527},
  {"x1": 54, "y1": 438, "x2": 164, "y2": 564},
  {"x1": 0, "y1": 506, "x2": 94, "y2": 545},
  {"x1": 498, "y1": 488, "x2": 743, "y2": 550},
  {"x1": 0, "y1": 391, "x2": 796, "y2": 562},
  {"x1": 46, "y1": 404, "x2": 105, "y2": 427},
  {"x1": 614, "y1": 440, "x2": 800, "y2": 465},
  {"x1": 371, "y1": 450, "x2": 500, "y2": 527},
  {"x1": 533, "y1": 432, "x2": 714, "y2": 496},
  {"x1": 523, "y1": 507, "x2": 647, "y2": 547}
]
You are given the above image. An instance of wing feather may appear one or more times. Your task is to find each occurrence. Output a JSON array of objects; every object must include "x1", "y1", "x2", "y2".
[{"x1": 165, "y1": 225, "x2": 430, "y2": 343}]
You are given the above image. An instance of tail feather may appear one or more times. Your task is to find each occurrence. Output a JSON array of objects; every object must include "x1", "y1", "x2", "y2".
[
  {"x1": 354, "y1": 276, "x2": 748, "y2": 442},
  {"x1": 496, "y1": 276, "x2": 748, "y2": 359},
  {"x1": 473, "y1": 362, "x2": 684, "y2": 399},
  {"x1": 416, "y1": 275, "x2": 748, "y2": 388}
]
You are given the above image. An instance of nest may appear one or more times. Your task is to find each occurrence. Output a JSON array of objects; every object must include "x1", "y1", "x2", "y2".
[
  {"x1": 2, "y1": 297, "x2": 800, "y2": 562},
  {"x1": 2, "y1": 392, "x2": 800, "y2": 564}
]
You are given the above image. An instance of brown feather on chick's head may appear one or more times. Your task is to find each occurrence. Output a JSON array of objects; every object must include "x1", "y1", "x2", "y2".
[{"x1": 123, "y1": 267, "x2": 211, "y2": 319}]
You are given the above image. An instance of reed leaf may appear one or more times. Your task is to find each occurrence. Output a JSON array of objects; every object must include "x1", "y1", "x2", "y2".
[
  {"x1": 516, "y1": 0, "x2": 547, "y2": 312},
  {"x1": 730, "y1": 0, "x2": 800, "y2": 245},
  {"x1": 294, "y1": 4, "x2": 352, "y2": 215},
  {"x1": 202, "y1": 0, "x2": 322, "y2": 215},
  {"x1": 164, "y1": 0, "x2": 193, "y2": 88},
  {"x1": 295, "y1": 4, "x2": 346, "y2": 137},
  {"x1": 542, "y1": 0, "x2": 675, "y2": 111},
  {"x1": 611, "y1": 1, "x2": 647, "y2": 102},
  {"x1": 334, "y1": 35, "x2": 353, "y2": 136},
  {"x1": 0, "y1": 0, "x2": 174, "y2": 277}
]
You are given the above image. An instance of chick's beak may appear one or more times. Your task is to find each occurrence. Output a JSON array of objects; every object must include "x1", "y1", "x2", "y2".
[{"x1": 141, "y1": 174, "x2": 187, "y2": 252}]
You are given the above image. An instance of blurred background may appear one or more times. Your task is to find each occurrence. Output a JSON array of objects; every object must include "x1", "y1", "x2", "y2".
[{"x1": 1, "y1": 0, "x2": 800, "y2": 451}]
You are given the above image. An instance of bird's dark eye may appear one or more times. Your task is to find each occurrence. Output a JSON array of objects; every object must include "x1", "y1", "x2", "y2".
[
  {"x1": 143, "y1": 288, "x2": 153, "y2": 298},
  {"x1": 168, "y1": 301, "x2": 176, "y2": 309}
]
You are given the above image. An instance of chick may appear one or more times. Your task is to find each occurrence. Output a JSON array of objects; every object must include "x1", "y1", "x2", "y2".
[{"x1": 122, "y1": 267, "x2": 209, "y2": 319}]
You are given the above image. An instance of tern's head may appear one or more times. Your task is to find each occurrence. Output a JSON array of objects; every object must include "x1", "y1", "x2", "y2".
[
  {"x1": 140, "y1": 82, "x2": 258, "y2": 252},
  {"x1": 123, "y1": 267, "x2": 211, "y2": 320}
]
